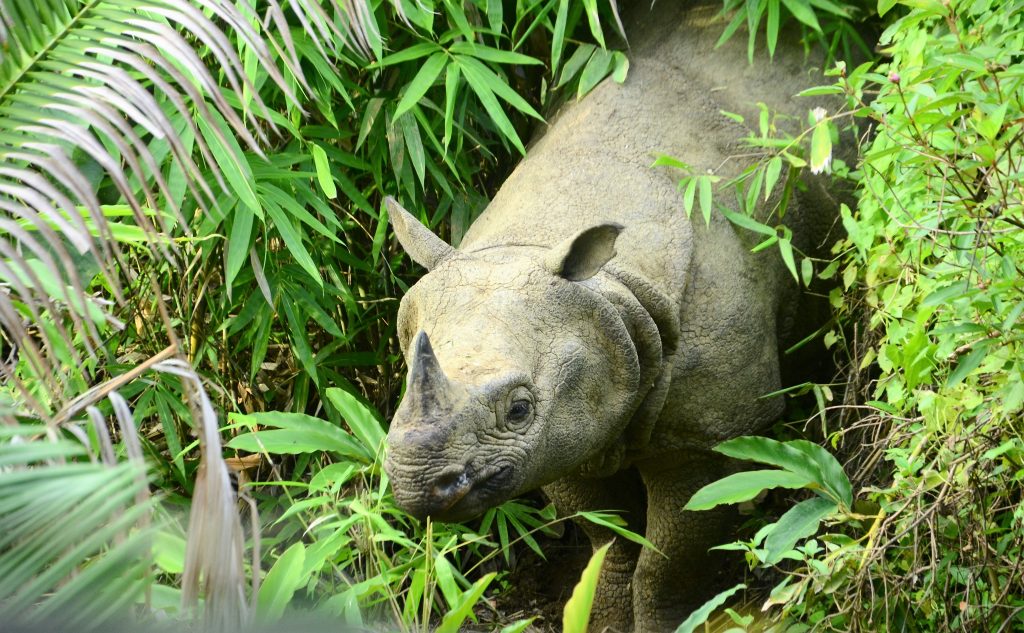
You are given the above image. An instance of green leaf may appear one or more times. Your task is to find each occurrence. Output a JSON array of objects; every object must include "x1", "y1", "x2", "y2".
[
  {"x1": 443, "y1": 62, "x2": 461, "y2": 151},
  {"x1": 325, "y1": 387, "x2": 386, "y2": 457},
  {"x1": 809, "y1": 119, "x2": 832, "y2": 174},
  {"x1": 947, "y1": 343, "x2": 991, "y2": 387},
  {"x1": 683, "y1": 178, "x2": 697, "y2": 217},
  {"x1": 392, "y1": 51, "x2": 448, "y2": 122},
  {"x1": 684, "y1": 470, "x2": 814, "y2": 511},
  {"x1": 257, "y1": 542, "x2": 306, "y2": 622},
  {"x1": 674, "y1": 583, "x2": 745, "y2": 633},
  {"x1": 196, "y1": 113, "x2": 261, "y2": 217},
  {"x1": 801, "y1": 257, "x2": 813, "y2": 286},
  {"x1": 714, "y1": 437, "x2": 853, "y2": 509},
  {"x1": 582, "y1": 0, "x2": 605, "y2": 48},
  {"x1": 578, "y1": 47, "x2": 614, "y2": 98},
  {"x1": 264, "y1": 201, "x2": 323, "y2": 286},
  {"x1": 699, "y1": 175, "x2": 713, "y2": 226},
  {"x1": 551, "y1": 0, "x2": 570, "y2": 74},
  {"x1": 486, "y1": 0, "x2": 503, "y2": 34},
  {"x1": 764, "y1": 156, "x2": 783, "y2": 201},
  {"x1": 763, "y1": 497, "x2": 836, "y2": 564},
  {"x1": 436, "y1": 572, "x2": 496, "y2": 633},
  {"x1": 721, "y1": 208, "x2": 775, "y2": 237},
  {"x1": 766, "y1": 0, "x2": 780, "y2": 58},
  {"x1": 778, "y1": 237, "x2": 798, "y2": 281},
  {"x1": 877, "y1": 0, "x2": 898, "y2": 16},
  {"x1": 225, "y1": 203, "x2": 251, "y2": 290},
  {"x1": 449, "y1": 42, "x2": 541, "y2": 65},
  {"x1": 310, "y1": 143, "x2": 337, "y2": 199},
  {"x1": 780, "y1": 0, "x2": 822, "y2": 32},
  {"x1": 457, "y1": 56, "x2": 542, "y2": 120},
  {"x1": 611, "y1": 51, "x2": 629, "y2": 83},
  {"x1": 562, "y1": 542, "x2": 611, "y2": 633},
  {"x1": 227, "y1": 411, "x2": 369, "y2": 460},
  {"x1": 373, "y1": 42, "x2": 441, "y2": 67},
  {"x1": 457, "y1": 57, "x2": 526, "y2": 154},
  {"x1": 577, "y1": 511, "x2": 660, "y2": 553}
]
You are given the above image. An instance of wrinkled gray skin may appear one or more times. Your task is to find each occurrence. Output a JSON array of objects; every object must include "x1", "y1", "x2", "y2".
[{"x1": 384, "y1": 2, "x2": 843, "y2": 631}]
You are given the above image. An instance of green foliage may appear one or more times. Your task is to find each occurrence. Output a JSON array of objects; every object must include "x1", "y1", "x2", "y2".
[
  {"x1": 562, "y1": 541, "x2": 611, "y2": 633},
  {"x1": 690, "y1": 0, "x2": 1024, "y2": 630},
  {"x1": 0, "y1": 0, "x2": 630, "y2": 628}
]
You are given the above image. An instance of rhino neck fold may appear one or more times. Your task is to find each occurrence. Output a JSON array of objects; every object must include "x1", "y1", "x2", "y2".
[{"x1": 577, "y1": 264, "x2": 681, "y2": 476}]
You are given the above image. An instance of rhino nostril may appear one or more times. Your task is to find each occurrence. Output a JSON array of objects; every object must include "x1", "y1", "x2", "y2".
[{"x1": 432, "y1": 467, "x2": 470, "y2": 500}]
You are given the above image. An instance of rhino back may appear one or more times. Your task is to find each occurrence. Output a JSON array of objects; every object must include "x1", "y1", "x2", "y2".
[{"x1": 460, "y1": 1, "x2": 828, "y2": 306}]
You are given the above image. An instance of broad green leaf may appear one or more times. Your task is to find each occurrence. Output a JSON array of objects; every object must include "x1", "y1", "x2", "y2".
[
  {"x1": 780, "y1": 0, "x2": 822, "y2": 32},
  {"x1": 264, "y1": 201, "x2": 323, "y2": 286},
  {"x1": 763, "y1": 497, "x2": 836, "y2": 564},
  {"x1": 398, "y1": 112, "x2": 426, "y2": 187},
  {"x1": 877, "y1": 0, "x2": 898, "y2": 16},
  {"x1": 196, "y1": 113, "x2": 261, "y2": 217},
  {"x1": 227, "y1": 411, "x2": 369, "y2": 460},
  {"x1": 684, "y1": 469, "x2": 814, "y2": 511},
  {"x1": 764, "y1": 156, "x2": 783, "y2": 200},
  {"x1": 947, "y1": 342, "x2": 991, "y2": 387},
  {"x1": 699, "y1": 176, "x2": 714, "y2": 226},
  {"x1": 325, "y1": 387, "x2": 386, "y2": 456},
  {"x1": 801, "y1": 257, "x2": 813, "y2": 286},
  {"x1": 809, "y1": 119, "x2": 832, "y2": 174},
  {"x1": 683, "y1": 178, "x2": 697, "y2": 217},
  {"x1": 612, "y1": 51, "x2": 629, "y2": 83},
  {"x1": 714, "y1": 437, "x2": 853, "y2": 509},
  {"x1": 582, "y1": 0, "x2": 605, "y2": 48},
  {"x1": 225, "y1": 203, "x2": 251, "y2": 290},
  {"x1": 257, "y1": 542, "x2": 306, "y2": 622},
  {"x1": 558, "y1": 44, "x2": 596, "y2": 88},
  {"x1": 778, "y1": 237, "x2": 798, "y2": 281},
  {"x1": 449, "y1": 42, "x2": 541, "y2": 65},
  {"x1": 457, "y1": 57, "x2": 525, "y2": 154},
  {"x1": 310, "y1": 142, "x2": 337, "y2": 199},
  {"x1": 563, "y1": 542, "x2": 611, "y2": 633},
  {"x1": 443, "y1": 62, "x2": 461, "y2": 150},
  {"x1": 578, "y1": 47, "x2": 614, "y2": 98},
  {"x1": 436, "y1": 572, "x2": 496, "y2": 633},
  {"x1": 577, "y1": 511, "x2": 660, "y2": 553},
  {"x1": 674, "y1": 583, "x2": 745, "y2": 633},
  {"x1": 551, "y1": 0, "x2": 570, "y2": 74},
  {"x1": 457, "y1": 56, "x2": 542, "y2": 120},
  {"x1": 766, "y1": 0, "x2": 780, "y2": 58},
  {"x1": 486, "y1": 0, "x2": 503, "y2": 34},
  {"x1": 392, "y1": 51, "x2": 448, "y2": 122},
  {"x1": 372, "y1": 42, "x2": 440, "y2": 67}
]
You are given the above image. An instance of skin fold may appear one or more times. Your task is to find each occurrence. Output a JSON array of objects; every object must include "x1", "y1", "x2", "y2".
[{"x1": 383, "y1": 2, "x2": 845, "y2": 630}]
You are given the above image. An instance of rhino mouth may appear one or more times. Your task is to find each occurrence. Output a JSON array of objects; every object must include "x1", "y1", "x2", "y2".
[{"x1": 431, "y1": 464, "x2": 515, "y2": 522}]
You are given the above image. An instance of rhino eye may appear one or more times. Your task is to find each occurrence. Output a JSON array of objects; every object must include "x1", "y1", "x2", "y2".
[{"x1": 506, "y1": 400, "x2": 532, "y2": 425}]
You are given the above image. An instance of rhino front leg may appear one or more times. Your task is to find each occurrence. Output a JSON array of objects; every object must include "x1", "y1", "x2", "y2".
[
  {"x1": 633, "y1": 455, "x2": 739, "y2": 633},
  {"x1": 543, "y1": 469, "x2": 646, "y2": 633}
]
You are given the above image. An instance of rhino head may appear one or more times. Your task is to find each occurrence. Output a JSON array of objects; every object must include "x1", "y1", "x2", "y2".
[{"x1": 383, "y1": 198, "x2": 641, "y2": 521}]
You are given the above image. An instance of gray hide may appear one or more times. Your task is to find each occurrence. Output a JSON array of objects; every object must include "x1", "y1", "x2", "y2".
[{"x1": 384, "y1": 2, "x2": 844, "y2": 631}]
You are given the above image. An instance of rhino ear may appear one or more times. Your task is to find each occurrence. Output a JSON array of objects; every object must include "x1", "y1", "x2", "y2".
[
  {"x1": 385, "y1": 196, "x2": 455, "y2": 270},
  {"x1": 544, "y1": 223, "x2": 624, "y2": 281}
]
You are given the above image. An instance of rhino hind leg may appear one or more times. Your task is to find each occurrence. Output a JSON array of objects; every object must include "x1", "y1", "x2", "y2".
[
  {"x1": 633, "y1": 455, "x2": 740, "y2": 633},
  {"x1": 543, "y1": 469, "x2": 647, "y2": 633}
]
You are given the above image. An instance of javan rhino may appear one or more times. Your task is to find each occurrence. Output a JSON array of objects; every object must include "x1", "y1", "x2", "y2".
[{"x1": 383, "y1": 1, "x2": 843, "y2": 630}]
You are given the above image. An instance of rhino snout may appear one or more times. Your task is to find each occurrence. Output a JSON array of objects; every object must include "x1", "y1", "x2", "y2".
[{"x1": 386, "y1": 454, "x2": 516, "y2": 521}]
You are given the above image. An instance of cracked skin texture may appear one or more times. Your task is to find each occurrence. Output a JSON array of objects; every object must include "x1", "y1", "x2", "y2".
[{"x1": 383, "y1": 2, "x2": 845, "y2": 631}]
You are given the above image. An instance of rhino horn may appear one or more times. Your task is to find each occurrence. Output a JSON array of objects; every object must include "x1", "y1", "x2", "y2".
[
  {"x1": 386, "y1": 196, "x2": 455, "y2": 271},
  {"x1": 406, "y1": 331, "x2": 452, "y2": 415}
]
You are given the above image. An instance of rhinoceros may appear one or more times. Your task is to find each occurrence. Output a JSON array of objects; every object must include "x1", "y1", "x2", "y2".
[{"x1": 382, "y1": 1, "x2": 843, "y2": 630}]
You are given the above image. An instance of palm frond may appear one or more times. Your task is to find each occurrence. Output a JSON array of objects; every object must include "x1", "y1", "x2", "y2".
[{"x1": 0, "y1": 0, "x2": 385, "y2": 626}]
